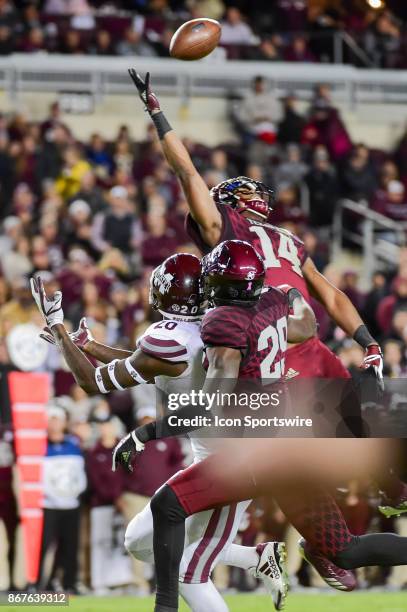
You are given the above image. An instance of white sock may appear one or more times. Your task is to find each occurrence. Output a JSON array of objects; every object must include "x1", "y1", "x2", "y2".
[
  {"x1": 220, "y1": 543, "x2": 259, "y2": 571},
  {"x1": 180, "y1": 579, "x2": 229, "y2": 612}
]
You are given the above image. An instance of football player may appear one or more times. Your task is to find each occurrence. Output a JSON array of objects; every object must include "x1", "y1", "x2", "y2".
[
  {"x1": 31, "y1": 256, "x2": 288, "y2": 612},
  {"x1": 127, "y1": 72, "x2": 407, "y2": 539},
  {"x1": 112, "y1": 240, "x2": 407, "y2": 612}
]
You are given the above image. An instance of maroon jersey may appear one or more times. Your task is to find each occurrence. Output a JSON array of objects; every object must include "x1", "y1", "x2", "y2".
[
  {"x1": 285, "y1": 337, "x2": 351, "y2": 380},
  {"x1": 186, "y1": 205, "x2": 309, "y2": 298},
  {"x1": 201, "y1": 288, "x2": 289, "y2": 381}
]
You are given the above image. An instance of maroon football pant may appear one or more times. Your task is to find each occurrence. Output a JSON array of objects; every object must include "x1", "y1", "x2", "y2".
[{"x1": 168, "y1": 455, "x2": 353, "y2": 559}]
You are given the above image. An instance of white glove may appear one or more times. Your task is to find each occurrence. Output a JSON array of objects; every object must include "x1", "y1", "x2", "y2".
[
  {"x1": 112, "y1": 431, "x2": 145, "y2": 473},
  {"x1": 30, "y1": 276, "x2": 64, "y2": 328},
  {"x1": 40, "y1": 317, "x2": 93, "y2": 348}
]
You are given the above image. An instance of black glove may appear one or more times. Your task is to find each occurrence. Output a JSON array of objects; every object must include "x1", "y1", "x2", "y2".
[{"x1": 112, "y1": 431, "x2": 145, "y2": 473}]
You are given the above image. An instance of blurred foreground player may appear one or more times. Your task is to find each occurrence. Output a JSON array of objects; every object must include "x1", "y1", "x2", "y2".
[
  {"x1": 128, "y1": 69, "x2": 407, "y2": 518},
  {"x1": 32, "y1": 255, "x2": 287, "y2": 612},
  {"x1": 113, "y1": 241, "x2": 407, "y2": 612}
]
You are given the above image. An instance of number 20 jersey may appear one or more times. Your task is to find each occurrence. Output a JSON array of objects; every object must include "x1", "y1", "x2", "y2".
[
  {"x1": 186, "y1": 204, "x2": 309, "y2": 299},
  {"x1": 201, "y1": 288, "x2": 289, "y2": 382}
]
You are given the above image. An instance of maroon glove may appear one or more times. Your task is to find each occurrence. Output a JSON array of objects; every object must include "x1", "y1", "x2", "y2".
[
  {"x1": 128, "y1": 70, "x2": 161, "y2": 115},
  {"x1": 360, "y1": 344, "x2": 384, "y2": 391}
]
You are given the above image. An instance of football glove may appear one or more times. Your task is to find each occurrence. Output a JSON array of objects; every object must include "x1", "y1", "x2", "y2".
[
  {"x1": 30, "y1": 276, "x2": 64, "y2": 328},
  {"x1": 360, "y1": 344, "x2": 384, "y2": 392},
  {"x1": 128, "y1": 70, "x2": 161, "y2": 115},
  {"x1": 40, "y1": 317, "x2": 93, "y2": 348},
  {"x1": 112, "y1": 430, "x2": 145, "y2": 473}
]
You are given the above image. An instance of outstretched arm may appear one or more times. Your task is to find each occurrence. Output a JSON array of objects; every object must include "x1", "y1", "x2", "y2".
[
  {"x1": 302, "y1": 257, "x2": 383, "y2": 387},
  {"x1": 113, "y1": 346, "x2": 241, "y2": 472},
  {"x1": 128, "y1": 69, "x2": 222, "y2": 247}
]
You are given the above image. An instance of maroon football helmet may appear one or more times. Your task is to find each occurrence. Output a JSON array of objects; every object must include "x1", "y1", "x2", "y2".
[
  {"x1": 149, "y1": 253, "x2": 205, "y2": 320},
  {"x1": 202, "y1": 240, "x2": 265, "y2": 307},
  {"x1": 210, "y1": 176, "x2": 274, "y2": 220}
]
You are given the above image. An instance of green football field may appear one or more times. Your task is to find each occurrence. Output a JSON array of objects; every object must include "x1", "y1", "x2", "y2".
[{"x1": 3, "y1": 593, "x2": 407, "y2": 612}]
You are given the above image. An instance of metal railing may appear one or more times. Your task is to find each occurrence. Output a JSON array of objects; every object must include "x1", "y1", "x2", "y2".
[
  {"x1": 0, "y1": 54, "x2": 407, "y2": 109},
  {"x1": 332, "y1": 199, "x2": 407, "y2": 282}
]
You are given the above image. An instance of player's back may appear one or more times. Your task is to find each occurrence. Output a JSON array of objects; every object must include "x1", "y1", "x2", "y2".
[
  {"x1": 201, "y1": 288, "x2": 289, "y2": 383},
  {"x1": 187, "y1": 204, "x2": 309, "y2": 298}
]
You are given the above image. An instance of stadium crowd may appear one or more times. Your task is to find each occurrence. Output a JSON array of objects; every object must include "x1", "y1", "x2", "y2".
[
  {"x1": 0, "y1": 0, "x2": 406, "y2": 67},
  {"x1": 1, "y1": 81, "x2": 407, "y2": 594}
]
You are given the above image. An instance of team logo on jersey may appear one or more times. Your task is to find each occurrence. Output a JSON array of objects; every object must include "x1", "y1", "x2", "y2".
[
  {"x1": 155, "y1": 272, "x2": 174, "y2": 294},
  {"x1": 284, "y1": 368, "x2": 300, "y2": 380}
]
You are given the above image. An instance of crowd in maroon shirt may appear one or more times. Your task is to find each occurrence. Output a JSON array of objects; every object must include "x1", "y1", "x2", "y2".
[{"x1": 0, "y1": 1, "x2": 406, "y2": 67}]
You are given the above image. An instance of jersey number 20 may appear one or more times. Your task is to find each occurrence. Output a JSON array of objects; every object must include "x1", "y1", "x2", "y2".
[{"x1": 258, "y1": 317, "x2": 288, "y2": 381}]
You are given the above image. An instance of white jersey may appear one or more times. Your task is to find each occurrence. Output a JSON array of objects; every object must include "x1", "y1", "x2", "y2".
[{"x1": 137, "y1": 318, "x2": 212, "y2": 461}]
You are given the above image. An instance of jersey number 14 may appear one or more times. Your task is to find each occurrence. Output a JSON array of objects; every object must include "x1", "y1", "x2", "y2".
[{"x1": 249, "y1": 226, "x2": 302, "y2": 277}]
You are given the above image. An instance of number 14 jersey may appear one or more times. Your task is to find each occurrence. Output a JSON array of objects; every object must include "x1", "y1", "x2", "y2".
[{"x1": 186, "y1": 205, "x2": 309, "y2": 299}]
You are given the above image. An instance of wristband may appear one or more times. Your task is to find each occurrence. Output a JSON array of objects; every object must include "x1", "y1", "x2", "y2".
[
  {"x1": 353, "y1": 325, "x2": 377, "y2": 349},
  {"x1": 125, "y1": 357, "x2": 148, "y2": 384},
  {"x1": 107, "y1": 359, "x2": 125, "y2": 391},
  {"x1": 287, "y1": 287, "x2": 302, "y2": 307},
  {"x1": 95, "y1": 366, "x2": 109, "y2": 394},
  {"x1": 151, "y1": 111, "x2": 172, "y2": 139}
]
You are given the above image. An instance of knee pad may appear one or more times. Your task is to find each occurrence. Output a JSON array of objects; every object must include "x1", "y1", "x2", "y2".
[{"x1": 151, "y1": 484, "x2": 188, "y2": 524}]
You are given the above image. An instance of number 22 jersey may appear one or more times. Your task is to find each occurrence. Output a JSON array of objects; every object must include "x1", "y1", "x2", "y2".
[{"x1": 186, "y1": 204, "x2": 309, "y2": 299}]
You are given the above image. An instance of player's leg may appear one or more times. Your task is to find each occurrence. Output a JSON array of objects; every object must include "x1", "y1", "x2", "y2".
[
  {"x1": 179, "y1": 580, "x2": 228, "y2": 612},
  {"x1": 124, "y1": 501, "x2": 155, "y2": 563},
  {"x1": 150, "y1": 456, "x2": 258, "y2": 612}
]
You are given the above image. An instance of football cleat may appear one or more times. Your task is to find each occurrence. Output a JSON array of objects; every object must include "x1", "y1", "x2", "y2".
[
  {"x1": 379, "y1": 499, "x2": 407, "y2": 518},
  {"x1": 252, "y1": 542, "x2": 288, "y2": 610},
  {"x1": 298, "y1": 538, "x2": 356, "y2": 592}
]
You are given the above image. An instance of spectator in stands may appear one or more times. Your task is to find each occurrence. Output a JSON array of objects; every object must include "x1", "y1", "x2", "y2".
[
  {"x1": 301, "y1": 98, "x2": 353, "y2": 161},
  {"x1": 220, "y1": 7, "x2": 256, "y2": 45},
  {"x1": 364, "y1": 10, "x2": 402, "y2": 68},
  {"x1": 278, "y1": 94, "x2": 305, "y2": 145},
  {"x1": 0, "y1": 276, "x2": 38, "y2": 337},
  {"x1": 305, "y1": 145, "x2": 339, "y2": 229},
  {"x1": 44, "y1": 0, "x2": 92, "y2": 15},
  {"x1": 284, "y1": 35, "x2": 316, "y2": 63},
  {"x1": 91, "y1": 185, "x2": 142, "y2": 256},
  {"x1": 376, "y1": 276, "x2": 407, "y2": 336},
  {"x1": 116, "y1": 27, "x2": 157, "y2": 57},
  {"x1": 275, "y1": 0, "x2": 307, "y2": 32},
  {"x1": 341, "y1": 144, "x2": 377, "y2": 201},
  {"x1": 0, "y1": 24, "x2": 13, "y2": 55},
  {"x1": 87, "y1": 134, "x2": 113, "y2": 179},
  {"x1": 362, "y1": 270, "x2": 388, "y2": 338},
  {"x1": 394, "y1": 123, "x2": 407, "y2": 181},
  {"x1": 251, "y1": 37, "x2": 282, "y2": 61},
  {"x1": 187, "y1": 0, "x2": 225, "y2": 21},
  {"x1": 55, "y1": 145, "x2": 92, "y2": 201},
  {"x1": 72, "y1": 170, "x2": 107, "y2": 215},
  {"x1": 20, "y1": 27, "x2": 46, "y2": 53},
  {"x1": 60, "y1": 30, "x2": 83, "y2": 55},
  {"x1": 382, "y1": 339, "x2": 406, "y2": 377},
  {"x1": 372, "y1": 180, "x2": 407, "y2": 223},
  {"x1": 274, "y1": 143, "x2": 309, "y2": 189},
  {"x1": 141, "y1": 212, "x2": 179, "y2": 267},
  {"x1": 91, "y1": 30, "x2": 114, "y2": 56},
  {"x1": 272, "y1": 183, "x2": 306, "y2": 230},
  {"x1": 238, "y1": 76, "x2": 281, "y2": 163},
  {"x1": 37, "y1": 404, "x2": 87, "y2": 594}
]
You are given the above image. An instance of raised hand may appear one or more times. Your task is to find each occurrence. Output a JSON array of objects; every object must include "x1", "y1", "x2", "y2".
[
  {"x1": 40, "y1": 317, "x2": 93, "y2": 349},
  {"x1": 30, "y1": 276, "x2": 64, "y2": 328},
  {"x1": 128, "y1": 70, "x2": 161, "y2": 115}
]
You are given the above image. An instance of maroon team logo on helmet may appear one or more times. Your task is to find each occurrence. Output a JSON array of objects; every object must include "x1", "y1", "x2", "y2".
[
  {"x1": 210, "y1": 176, "x2": 274, "y2": 220},
  {"x1": 202, "y1": 240, "x2": 265, "y2": 307},
  {"x1": 149, "y1": 253, "x2": 205, "y2": 320}
]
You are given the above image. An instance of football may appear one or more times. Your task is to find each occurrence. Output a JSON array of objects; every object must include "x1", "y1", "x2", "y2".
[{"x1": 169, "y1": 18, "x2": 222, "y2": 61}]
